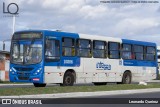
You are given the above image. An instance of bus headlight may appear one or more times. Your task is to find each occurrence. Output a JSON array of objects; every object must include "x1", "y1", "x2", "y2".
[
  {"x1": 10, "y1": 67, "x2": 17, "y2": 74},
  {"x1": 33, "y1": 68, "x2": 42, "y2": 75}
]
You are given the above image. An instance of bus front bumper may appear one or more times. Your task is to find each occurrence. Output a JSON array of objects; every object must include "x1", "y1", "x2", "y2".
[{"x1": 9, "y1": 73, "x2": 44, "y2": 84}]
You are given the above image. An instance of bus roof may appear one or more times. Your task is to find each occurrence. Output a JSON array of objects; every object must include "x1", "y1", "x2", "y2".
[
  {"x1": 122, "y1": 39, "x2": 156, "y2": 46},
  {"x1": 14, "y1": 30, "x2": 156, "y2": 46}
]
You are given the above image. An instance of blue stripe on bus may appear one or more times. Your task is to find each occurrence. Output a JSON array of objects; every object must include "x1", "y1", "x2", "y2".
[
  {"x1": 122, "y1": 39, "x2": 156, "y2": 46},
  {"x1": 123, "y1": 60, "x2": 157, "y2": 67}
]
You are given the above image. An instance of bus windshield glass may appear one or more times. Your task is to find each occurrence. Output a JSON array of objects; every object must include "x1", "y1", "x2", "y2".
[
  {"x1": 11, "y1": 41, "x2": 42, "y2": 65},
  {"x1": 11, "y1": 33, "x2": 43, "y2": 65}
]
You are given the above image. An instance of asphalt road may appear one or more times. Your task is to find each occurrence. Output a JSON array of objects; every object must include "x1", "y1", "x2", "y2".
[
  {"x1": 91, "y1": 91, "x2": 160, "y2": 98},
  {"x1": 39, "y1": 92, "x2": 160, "y2": 107},
  {"x1": 41, "y1": 91, "x2": 160, "y2": 103},
  {"x1": 0, "y1": 91, "x2": 160, "y2": 107}
]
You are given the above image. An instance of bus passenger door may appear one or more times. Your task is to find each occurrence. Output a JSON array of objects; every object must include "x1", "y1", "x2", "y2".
[{"x1": 44, "y1": 37, "x2": 62, "y2": 83}]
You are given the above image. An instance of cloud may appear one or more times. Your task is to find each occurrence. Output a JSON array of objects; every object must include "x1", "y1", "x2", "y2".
[
  {"x1": 79, "y1": 5, "x2": 108, "y2": 19},
  {"x1": 114, "y1": 18, "x2": 160, "y2": 35},
  {"x1": 0, "y1": 0, "x2": 160, "y2": 51},
  {"x1": 42, "y1": 0, "x2": 66, "y2": 9}
]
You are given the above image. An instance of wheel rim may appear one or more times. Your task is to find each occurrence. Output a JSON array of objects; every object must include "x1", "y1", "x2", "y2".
[
  {"x1": 125, "y1": 75, "x2": 130, "y2": 84},
  {"x1": 65, "y1": 76, "x2": 72, "y2": 85}
]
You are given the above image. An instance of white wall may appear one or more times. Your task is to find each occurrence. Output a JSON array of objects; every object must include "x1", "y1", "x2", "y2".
[
  {"x1": 5, "y1": 60, "x2": 10, "y2": 71},
  {"x1": 0, "y1": 71, "x2": 5, "y2": 81}
]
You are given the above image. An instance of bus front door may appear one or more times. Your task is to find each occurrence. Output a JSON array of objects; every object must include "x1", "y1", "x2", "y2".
[{"x1": 44, "y1": 37, "x2": 62, "y2": 83}]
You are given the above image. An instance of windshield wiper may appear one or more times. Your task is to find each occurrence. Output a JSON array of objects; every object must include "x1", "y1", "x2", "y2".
[
  {"x1": 27, "y1": 39, "x2": 35, "y2": 56},
  {"x1": 23, "y1": 39, "x2": 35, "y2": 65}
]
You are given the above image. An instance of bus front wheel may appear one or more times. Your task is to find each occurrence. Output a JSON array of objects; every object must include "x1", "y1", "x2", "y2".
[
  {"x1": 60, "y1": 72, "x2": 74, "y2": 86},
  {"x1": 33, "y1": 83, "x2": 46, "y2": 87}
]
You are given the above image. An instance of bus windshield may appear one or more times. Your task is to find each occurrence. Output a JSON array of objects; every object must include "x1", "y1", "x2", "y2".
[{"x1": 11, "y1": 40, "x2": 42, "y2": 65}]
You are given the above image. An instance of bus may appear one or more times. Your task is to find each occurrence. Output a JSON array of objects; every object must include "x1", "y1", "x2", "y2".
[{"x1": 9, "y1": 30, "x2": 158, "y2": 87}]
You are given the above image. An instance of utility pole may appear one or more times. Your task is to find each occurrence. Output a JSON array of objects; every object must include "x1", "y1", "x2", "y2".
[
  {"x1": 12, "y1": 15, "x2": 16, "y2": 34},
  {"x1": 2, "y1": 15, "x2": 15, "y2": 51}
]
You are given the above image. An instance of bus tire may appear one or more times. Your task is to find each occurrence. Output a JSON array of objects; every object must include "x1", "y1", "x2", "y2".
[
  {"x1": 60, "y1": 72, "x2": 74, "y2": 86},
  {"x1": 122, "y1": 72, "x2": 132, "y2": 84},
  {"x1": 93, "y1": 82, "x2": 107, "y2": 86},
  {"x1": 33, "y1": 83, "x2": 46, "y2": 87}
]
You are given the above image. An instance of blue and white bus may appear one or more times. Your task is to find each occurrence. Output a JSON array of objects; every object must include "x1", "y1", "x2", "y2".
[{"x1": 9, "y1": 30, "x2": 158, "y2": 87}]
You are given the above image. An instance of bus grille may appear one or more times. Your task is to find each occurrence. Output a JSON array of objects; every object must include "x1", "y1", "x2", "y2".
[
  {"x1": 17, "y1": 72, "x2": 30, "y2": 80},
  {"x1": 18, "y1": 76, "x2": 29, "y2": 80},
  {"x1": 14, "y1": 67, "x2": 34, "y2": 72}
]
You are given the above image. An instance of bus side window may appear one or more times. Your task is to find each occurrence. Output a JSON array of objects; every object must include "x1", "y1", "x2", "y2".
[
  {"x1": 45, "y1": 38, "x2": 60, "y2": 61},
  {"x1": 133, "y1": 45, "x2": 144, "y2": 60},
  {"x1": 122, "y1": 44, "x2": 132, "y2": 60},
  {"x1": 77, "y1": 39, "x2": 92, "y2": 58},
  {"x1": 145, "y1": 46, "x2": 155, "y2": 61},
  {"x1": 62, "y1": 37, "x2": 75, "y2": 56},
  {"x1": 108, "y1": 42, "x2": 120, "y2": 59},
  {"x1": 93, "y1": 40, "x2": 106, "y2": 58}
]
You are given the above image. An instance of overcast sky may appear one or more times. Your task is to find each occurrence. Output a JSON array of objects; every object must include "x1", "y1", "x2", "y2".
[{"x1": 0, "y1": 0, "x2": 160, "y2": 51}]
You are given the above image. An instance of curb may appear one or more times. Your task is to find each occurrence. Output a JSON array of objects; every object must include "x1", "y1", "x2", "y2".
[
  {"x1": 0, "y1": 83, "x2": 33, "y2": 86},
  {"x1": 1, "y1": 88, "x2": 160, "y2": 98},
  {"x1": 0, "y1": 83, "x2": 58, "y2": 86}
]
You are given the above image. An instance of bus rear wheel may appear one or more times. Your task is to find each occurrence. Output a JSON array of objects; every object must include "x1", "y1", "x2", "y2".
[
  {"x1": 33, "y1": 83, "x2": 46, "y2": 87},
  {"x1": 60, "y1": 72, "x2": 74, "y2": 86},
  {"x1": 122, "y1": 72, "x2": 132, "y2": 84}
]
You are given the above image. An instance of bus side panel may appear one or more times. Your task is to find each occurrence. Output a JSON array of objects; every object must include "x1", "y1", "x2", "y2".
[
  {"x1": 104, "y1": 59, "x2": 120, "y2": 82},
  {"x1": 137, "y1": 66, "x2": 156, "y2": 81},
  {"x1": 78, "y1": 58, "x2": 122, "y2": 83},
  {"x1": 122, "y1": 60, "x2": 157, "y2": 82},
  {"x1": 75, "y1": 58, "x2": 92, "y2": 83},
  {"x1": 44, "y1": 66, "x2": 63, "y2": 83}
]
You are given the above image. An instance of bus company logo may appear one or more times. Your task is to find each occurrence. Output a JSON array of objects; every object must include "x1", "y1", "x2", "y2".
[
  {"x1": 96, "y1": 62, "x2": 111, "y2": 70},
  {"x1": 2, "y1": 2, "x2": 19, "y2": 17}
]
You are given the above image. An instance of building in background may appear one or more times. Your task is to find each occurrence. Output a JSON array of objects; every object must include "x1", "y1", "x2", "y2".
[{"x1": 0, "y1": 51, "x2": 10, "y2": 81}]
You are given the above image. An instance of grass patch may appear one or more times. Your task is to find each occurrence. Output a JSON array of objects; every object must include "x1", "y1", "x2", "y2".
[
  {"x1": 0, "y1": 81, "x2": 26, "y2": 84},
  {"x1": 0, "y1": 84, "x2": 160, "y2": 96},
  {"x1": 158, "y1": 74, "x2": 160, "y2": 80}
]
